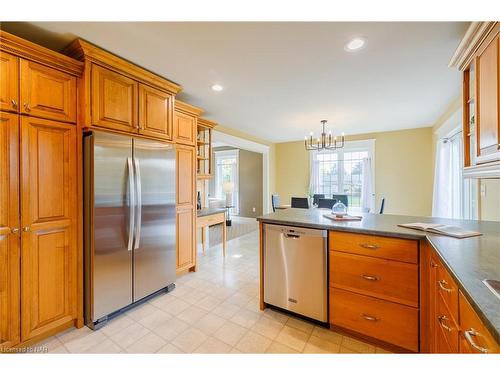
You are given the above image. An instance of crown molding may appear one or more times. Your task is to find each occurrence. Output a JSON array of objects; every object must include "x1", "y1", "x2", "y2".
[
  {"x1": 463, "y1": 161, "x2": 500, "y2": 179},
  {"x1": 449, "y1": 22, "x2": 497, "y2": 71},
  {"x1": 0, "y1": 30, "x2": 83, "y2": 76},
  {"x1": 198, "y1": 117, "x2": 217, "y2": 129},
  {"x1": 175, "y1": 99, "x2": 204, "y2": 116},
  {"x1": 64, "y1": 38, "x2": 182, "y2": 94}
]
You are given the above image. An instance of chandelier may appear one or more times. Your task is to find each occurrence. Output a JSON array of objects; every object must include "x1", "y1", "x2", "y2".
[{"x1": 304, "y1": 120, "x2": 345, "y2": 151}]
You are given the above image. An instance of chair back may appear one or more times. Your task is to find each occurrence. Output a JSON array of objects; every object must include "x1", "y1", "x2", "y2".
[
  {"x1": 271, "y1": 194, "x2": 280, "y2": 212},
  {"x1": 332, "y1": 194, "x2": 348, "y2": 207},
  {"x1": 312, "y1": 194, "x2": 325, "y2": 206},
  {"x1": 379, "y1": 198, "x2": 385, "y2": 214},
  {"x1": 318, "y1": 198, "x2": 336, "y2": 209},
  {"x1": 291, "y1": 197, "x2": 309, "y2": 209}
]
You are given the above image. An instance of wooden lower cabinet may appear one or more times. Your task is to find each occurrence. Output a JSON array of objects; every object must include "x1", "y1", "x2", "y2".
[
  {"x1": 176, "y1": 208, "x2": 196, "y2": 272},
  {"x1": 19, "y1": 117, "x2": 78, "y2": 342},
  {"x1": 0, "y1": 112, "x2": 20, "y2": 349},
  {"x1": 330, "y1": 288, "x2": 419, "y2": 352}
]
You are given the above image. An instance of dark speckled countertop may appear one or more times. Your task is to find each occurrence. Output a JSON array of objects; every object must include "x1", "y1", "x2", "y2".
[{"x1": 257, "y1": 208, "x2": 500, "y2": 343}]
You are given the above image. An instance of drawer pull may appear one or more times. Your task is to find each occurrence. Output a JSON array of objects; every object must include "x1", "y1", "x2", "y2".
[
  {"x1": 464, "y1": 329, "x2": 488, "y2": 353},
  {"x1": 359, "y1": 243, "x2": 379, "y2": 250},
  {"x1": 361, "y1": 274, "x2": 379, "y2": 281},
  {"x1": 437, "y1": 315, "x2": 453, "y2": 332},
  {"x1": 438, "y1": 280, "x2": 453, "y2": 293},
  {"x1": 361, "y1": 313, "x2": 378, "y2": 322},
  {"x1": 11, "y1": 99, "x2": 18, "y2": 109},
  {"x1": 24, "y1": 103, "x2": 31, "y2": 112}
]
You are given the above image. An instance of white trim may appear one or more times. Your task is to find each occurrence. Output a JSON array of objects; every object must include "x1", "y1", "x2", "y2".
[
  {"x1": 214, "y1": 149, "x2": 240, "y2": 215},
  {"x1": 213, "y1": 130, "x2": 271, "y2": 213}
]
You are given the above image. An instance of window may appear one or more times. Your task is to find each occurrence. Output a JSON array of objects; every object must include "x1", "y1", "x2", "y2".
[
  {"x1": 214, "y1": 150, "x2": 239, "y2": 215},
  {"x1": 310, "y1": 140, "x2": 375, "y2": 209}
]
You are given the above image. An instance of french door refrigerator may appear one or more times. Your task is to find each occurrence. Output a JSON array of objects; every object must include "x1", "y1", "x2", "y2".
[{"x1": 84, "y1": 131, "x2": 176, "y2": 329}]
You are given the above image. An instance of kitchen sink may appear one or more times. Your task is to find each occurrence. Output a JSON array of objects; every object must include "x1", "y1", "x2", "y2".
[{"x1": 483, "y1": 279, "x2": 500, "y2": 300}]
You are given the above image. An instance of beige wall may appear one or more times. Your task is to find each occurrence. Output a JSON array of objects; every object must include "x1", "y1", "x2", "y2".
[{"x1": 275, "y1": 127, "x2": 435, "y2": 216}]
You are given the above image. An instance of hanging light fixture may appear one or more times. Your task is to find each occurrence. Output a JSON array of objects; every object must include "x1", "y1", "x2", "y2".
[{"x1": 304, "y1": 120, "x2": 345, "y2": 151}]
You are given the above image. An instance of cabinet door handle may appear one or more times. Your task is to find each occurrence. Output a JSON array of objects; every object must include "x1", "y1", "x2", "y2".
[
  {"x1": 438, "y1": 280, "x2": 453, "y2": 293},
  {"x1": 359, "y1": 243, "x2": 379, "y2": 250},
  {"x1": 22, "y1": 226, "x2": 30, "y2": 232},
  {"x1": 361, "y1": 274, "x2": 379, "y2": 281},
  {"x1": 24, "y1": 103, "x2": 31, "y2": 112},
  {"x1": 437, "y1": 315, "x2": 453, "y2": 332},
  {"x1": 11, "y1": 99, "x2": 18, "y2": 109},
  {"x1": 11, "y1": 228, "x2": 19, "y2": 234},
  {"x1": 430, "y1": 261, "x2": 438, "y2": 268},
  {"x1": 361, "y1": 313, "x2": 378, "y2": 322},
  {"x1": 464, "y1": 329, "x2": 488, "y2": 353}
]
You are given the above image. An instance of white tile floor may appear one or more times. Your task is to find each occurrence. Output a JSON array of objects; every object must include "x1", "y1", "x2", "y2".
[{"x1": 30, "y1": 230, "x2": 391, "y2": 354}]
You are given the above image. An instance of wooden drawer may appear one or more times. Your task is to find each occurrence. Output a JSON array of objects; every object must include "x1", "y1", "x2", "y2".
[
  {"x1": 197, "y1": 212, "x2": 225, "y2": 228},
  {"x1": 330, "y1": 288, "x2": 419, "y2": 351},
  {"x1": 436, "y1": 261, "x2": 459, "y2": 322},
  {"x1": 329, "y1": 231, "x2": 418, "y2": 264},
  {"x1": 459, "y1": 291, "x2": 500, "y2": 354},
  {"x1": 435, "y1": 293, "x2": 459, "y2": 352},
  {"x1": 329, "y1": 251, "x2": 418, "y2": 307}
]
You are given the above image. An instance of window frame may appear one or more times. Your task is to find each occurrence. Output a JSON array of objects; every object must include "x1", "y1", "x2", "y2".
[{"x1": 310, "y1": 139, "x2": 375, "y2": 209}]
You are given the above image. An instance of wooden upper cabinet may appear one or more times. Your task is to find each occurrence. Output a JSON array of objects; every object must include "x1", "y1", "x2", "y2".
[
  {"x1": 0, "y1": 52, "x2": 19, "y2": 113},
  {"x1": 19, "y1": 59, "x2": 76, "y2": 123},
  {"x1": 176, "y1": 145, "x2": 196, "y2": 206},
  {"x1": 20, "y1": 116, "x2": 77, "y2": 341},
  {"x1": 476, "y1": 34, "x2": 500, "y2": 163},
  {"x1": 174, "y1": 110, "x2": 197, "y2": 146},
  {"x1": 139, "y1": 84, "x2": 173, "y2": 140},
  {"x1": 0, "y1": 112, "x2": 20, "y2": 349},
  {"x1": 91, "y1": 64, "x2": 138, "y2": 133}
]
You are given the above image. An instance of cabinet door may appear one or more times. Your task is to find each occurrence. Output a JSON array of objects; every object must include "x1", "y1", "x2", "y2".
[
  {"x1": 139, "y1": 84, "x2": 173, "y2": 140},
  {"x1": 174, "y1": 110, "x2": 196, "y2": 146},
  {"x1": 176, "y1": 145, "x2": 196, "y2": 207},
  {"x1": 91, "y1": 64, "x2": 138, "y2": 133},
  {"x1": 176, "y1": 208, "x2": 195, "y2": 271},
  {"x1": 0, "y1": 52, "x2": 19, "y2": 113},
  {"x1": 0, "y1": 112, "x2": 20, "y2": 349},
  {"x1": 20, "y1": 117, "x2": 77, "y2": 341},
  {"x1": 20, "y1": 59, "x2": 76, "y2": 123},
  {"x1": 476, "y1": 35, "x2": 500, "y2": 162}
]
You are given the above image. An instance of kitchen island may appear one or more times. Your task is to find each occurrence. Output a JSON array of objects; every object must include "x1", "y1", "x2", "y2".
[{"x1": 257, "y1": 208, "x2": 500, "y2": 353}]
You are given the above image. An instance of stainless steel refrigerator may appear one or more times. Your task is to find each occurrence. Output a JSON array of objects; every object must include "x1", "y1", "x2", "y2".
[{"x1": 84, "y1": 131, "x2": 176, "y2": 329}]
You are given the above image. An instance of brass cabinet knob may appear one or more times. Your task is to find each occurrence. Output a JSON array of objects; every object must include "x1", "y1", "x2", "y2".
[
  {"x1": 11, "y1": 99, "x2": 18, "y2": 109},
  {"x1": 11, "y1": 228, "x2": 20, "y2": 234},
  {"x1": 22, "y1": 226, "x2": 30, "y2": 232},
  {"x1": 24, "y1": 103, "x2": 31, "y2": 112}
]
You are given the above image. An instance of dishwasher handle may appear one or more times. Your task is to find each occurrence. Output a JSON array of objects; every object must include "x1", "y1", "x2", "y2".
[{"x1": 284, "y1": 233, "x2": 301, "y2": 239}]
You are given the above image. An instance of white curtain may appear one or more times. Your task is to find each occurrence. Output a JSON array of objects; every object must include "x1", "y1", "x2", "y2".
[
  {"x1": 361, "y1": 157, "x2": 374, "y2": 213},
  {"x1": 432, "y1": 135, "x2": 463, "y2": 218},
  {"x1": 309, "y1": 150, "x2": 320, "y2": 196}
]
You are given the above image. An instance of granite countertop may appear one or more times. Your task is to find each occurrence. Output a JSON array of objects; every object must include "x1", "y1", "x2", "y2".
[
  {"x1": 197, "y1": 207, "x2": 226, "y2": 217},
  {"x1": 257, "y1": 208, "x2": 500, "y2": 343}
]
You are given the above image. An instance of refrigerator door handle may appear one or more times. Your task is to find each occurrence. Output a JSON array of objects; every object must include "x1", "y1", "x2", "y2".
[
  {"x1": 127, "y1": 157, "x2": 136, "y2": 251},
  {"x1": 134, "y1": 158, "x2": 142, "y2": 250}
]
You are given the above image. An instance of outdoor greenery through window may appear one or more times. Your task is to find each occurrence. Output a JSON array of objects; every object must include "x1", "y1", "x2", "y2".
[{"x1": 315, "y1": 150, "x2": 369, "y2": 208}]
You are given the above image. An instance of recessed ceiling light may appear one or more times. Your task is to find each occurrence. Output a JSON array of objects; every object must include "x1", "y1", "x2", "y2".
[
  {"x1": 344, "y1": 37, "x2": 366, "y2": 52},
  {"x1": 211, "y1": 84, "x2": 223, "y2": 92}
]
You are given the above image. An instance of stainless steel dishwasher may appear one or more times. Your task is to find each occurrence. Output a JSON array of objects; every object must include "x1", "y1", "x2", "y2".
[{"x1": 264, "y1": 224, "x2": 327, "y2": 322}]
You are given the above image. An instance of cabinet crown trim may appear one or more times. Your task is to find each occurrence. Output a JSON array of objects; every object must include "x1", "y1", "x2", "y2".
[
  {"x1": 198, "y1": 117, "x2": 218, "y2": 129},
  {"x1": 0, "y1": 30, "x2": 83, "y2": 76},
  {"x1": 175, "y1": 99, "x2": 204, "y2": 116},
  {"x1": 449, "y1": 22, "x2": 497, "y2": 71},
  {"x1": 63, "y1": 38, "x2": 182, "y2": 94}
]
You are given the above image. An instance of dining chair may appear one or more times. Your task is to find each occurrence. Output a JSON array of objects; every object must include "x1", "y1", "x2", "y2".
[
  {"x1": 318, "y1": 198, "x2": 336, "y2": 209},
  {"x1": 271, "y1": 194, "x2": 280, "y2": 212},
  {"x1": 332, "y1": 194, "x2": 349, "y2": 207},
  {"x1": 291, "y1": 197, "x2": 309, "y2": 209},
  {"x1": 379, "y1": 198, "x2": 385, "y2": 214},
  {"x1": 312, "y1": 194, "x2": 325, "y2": 206}
]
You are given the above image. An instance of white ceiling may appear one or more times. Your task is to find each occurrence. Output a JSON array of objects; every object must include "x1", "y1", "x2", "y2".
[{"x1": 2, "y1": 22, "x2": 468, "y2": 142}]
